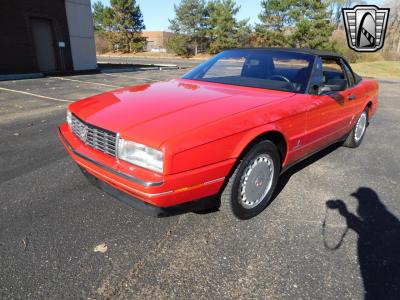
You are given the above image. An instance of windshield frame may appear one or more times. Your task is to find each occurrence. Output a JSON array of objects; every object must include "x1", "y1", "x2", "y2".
[{"x1": 182, "y1": 49, "x2": 316, "y2": 94}]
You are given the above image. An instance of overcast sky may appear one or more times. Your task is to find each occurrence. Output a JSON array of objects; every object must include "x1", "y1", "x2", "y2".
[{"x1": 97, "y1": 0, "x2": 386, "y2": 31}]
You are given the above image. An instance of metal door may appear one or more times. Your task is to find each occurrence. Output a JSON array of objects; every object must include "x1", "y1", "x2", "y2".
[{"x1": 30, "y1": 18, "x2": 57, "y2": 72}]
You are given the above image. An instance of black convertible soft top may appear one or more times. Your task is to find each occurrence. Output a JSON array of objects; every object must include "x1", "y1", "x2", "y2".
[
  {"x1": 183, "y1": 48, "x2": 363, "y2": 93},
  {"x1": 228, "y1": 47, "x2": 363, "y2": 83}
]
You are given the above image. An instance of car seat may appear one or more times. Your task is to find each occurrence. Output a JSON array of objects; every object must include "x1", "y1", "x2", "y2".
[
  {"x1": 293, "y1": 67, "x2": 310, "y2": 92},
  {"x1": 241, "y1": 55, "x2": 275, "y2": 79}
]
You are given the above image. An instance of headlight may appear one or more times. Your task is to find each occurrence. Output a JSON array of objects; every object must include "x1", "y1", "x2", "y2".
[
  {"x1": 66, "y1": 110, "x2": 72, "y2": 126},
  {"x1": 117, "y1": 139, "x2": 163, "y2": 173}
]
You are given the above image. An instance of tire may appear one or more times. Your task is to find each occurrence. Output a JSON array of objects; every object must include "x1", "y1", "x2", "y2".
[
  {"x1": 343, "y1": 108, "x2": 369, "y2": 148},
  {"x1": 220, "y1": 140, "x2": 281, "y2": 220}
]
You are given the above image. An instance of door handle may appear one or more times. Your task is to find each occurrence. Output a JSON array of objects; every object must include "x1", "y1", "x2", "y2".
[{"x1": 348, "y1": 94, "x2": 356, "y2": 100}]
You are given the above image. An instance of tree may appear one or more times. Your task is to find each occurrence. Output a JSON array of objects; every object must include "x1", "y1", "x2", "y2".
[
  {"x1": 255, "y1": 0, "x2": 335, "y2": 49},
  {"x1": 206, "y1": 0, "x2": 251, "y2": 54},
  {"x1": 169, "y1": 0, "x2": 207, "y2": 55},
  {"x1": 254, "y1": 0, "x2": 292, "y2": 47},
  {"x1": 110, "y1": 0, "x2": 146, "y2": 52},
  {"x1": 92, "y1": 0, "x2": 145, "y2": 53},
  {"x1": 384, "y1": 0, "x2": 400, "y2": 57},
  {"x1": 166, "y1": 34, "x2": 193, "y2": 57},
  {"x1": 325, "y1": 0, "x2": 366, "y2": 27},
  {"x1": 92, "y1": 2, "x2": 113, "y2": 32},
  {"x1": 290, "y1": 1, "x2": 336, "y2": 49},
  {"x1": 325, "y1": 0, "x2": 353, "y2": 27}
]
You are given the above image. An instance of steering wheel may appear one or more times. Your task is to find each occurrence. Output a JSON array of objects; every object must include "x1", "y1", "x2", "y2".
[{"x1": 267, "y1": 75, "x2": 296, "y2": 91}]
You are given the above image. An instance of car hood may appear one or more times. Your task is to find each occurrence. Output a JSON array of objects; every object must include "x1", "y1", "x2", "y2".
[{"x1": 69, "y1": 79, "x2": 294, "y2": 148}]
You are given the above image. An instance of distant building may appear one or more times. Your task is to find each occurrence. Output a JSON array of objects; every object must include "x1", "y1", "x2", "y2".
[
  {"x1": 142, "y1": 31, "x2": 174, "y2": 52},
  {"x1": 0, "y1": 0, "x2": 97, "y2": 75}
]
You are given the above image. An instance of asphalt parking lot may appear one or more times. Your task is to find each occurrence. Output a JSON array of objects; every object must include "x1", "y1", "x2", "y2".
[
  {"x1": 97, "y1": 55, "x2": 203, "y2": 69},
  {"x1": 1, "y1": 63, "x2": 399, "y2": 299}
]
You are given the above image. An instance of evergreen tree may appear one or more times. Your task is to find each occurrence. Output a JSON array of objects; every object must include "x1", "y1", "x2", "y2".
[
  {"x1": 166, "y1": 34, "x2": 193, "y2": 57},
  {"x1": 168, "y1": 0, "x2": 207, "y2": 55},
  {"x1": 92, "y1": 0, "x2": 145, "y2": 53},
  {"x1": 291, "y1": 0, "x2": 336, "y2": 49},
  {"x1": 255, "y1": 0, "x2": 335, "y2": 49},
  {"x1": 92, "y1": 2, "x2": 113, "y2": 32},
  {"x1": 254, "y1": 0, "x2": 290, "y2": 47},
  {"x1": 206, "y1": 0, "x2": 251, "y2": 53}
]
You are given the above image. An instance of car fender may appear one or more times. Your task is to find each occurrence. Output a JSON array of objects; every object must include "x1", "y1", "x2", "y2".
[
  {"x1": 361, "y1": 79, "x2": 379, "y2": 118},
  {"x1": 231, "y1": 123, "x2": 289, "y2": 165}
]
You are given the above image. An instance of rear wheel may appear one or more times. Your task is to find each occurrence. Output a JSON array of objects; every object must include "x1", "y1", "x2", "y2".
[
  {"x1": 343, "y1": 108, "x2": 369, "y2": 148},
  {"x1": 220, "y1": 140, "x2": 280, "y2": 220}
]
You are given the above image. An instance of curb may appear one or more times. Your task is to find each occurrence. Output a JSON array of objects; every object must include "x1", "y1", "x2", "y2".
[{"x1": 0, "y1": 73, "x2": 44, "y2": 81}]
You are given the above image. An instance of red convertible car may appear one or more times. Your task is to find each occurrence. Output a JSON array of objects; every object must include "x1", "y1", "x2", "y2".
[{"x1": 58, "y1": 48, "x2": 378, "y2": 219}]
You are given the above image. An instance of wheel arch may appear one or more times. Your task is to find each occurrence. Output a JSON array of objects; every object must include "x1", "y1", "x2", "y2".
[
  {"x1": 218, "y1": 127, "x2": 288, "y2": 199},
  {"x1": 364, "y1": 100, "x2": 373, "y2": 119},
  {"x1": 232, "y1": 127, "x2": 288, "y2": 166}
]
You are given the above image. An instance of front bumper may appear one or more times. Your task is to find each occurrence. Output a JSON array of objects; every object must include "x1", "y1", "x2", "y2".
[
  {"x1": 80, "y1": 167, "x2": 218, "y2": 217},
  {"x1": 58, "y1": 122, "x2": 235, "y2": 212}
]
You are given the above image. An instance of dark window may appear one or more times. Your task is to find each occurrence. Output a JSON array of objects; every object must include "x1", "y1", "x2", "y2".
[
  {"x1": 182, "y1": 49, "x2": 315, "y2": 93},
  {"x1": 203, "y1": 57, "x2": 245, "y2": 78},
  {"x1": 342, "y1": 61, "x2": 356, "y2": 87},
  {"x1": 309, "y1": 57, "x2": 324, "y2": 94},
  {"x1": 321, "y1": 58, "x2": 346, "y2": 85}
]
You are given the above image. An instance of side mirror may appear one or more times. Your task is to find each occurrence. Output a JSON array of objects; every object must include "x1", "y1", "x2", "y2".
[{"x1": 318, "y1": 78, "x2": 347, "y2": 95}]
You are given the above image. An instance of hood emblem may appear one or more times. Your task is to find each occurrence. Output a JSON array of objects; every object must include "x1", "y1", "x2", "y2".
[{"x1": 79, "y1": 126, "x2": 88, "y2": 143}]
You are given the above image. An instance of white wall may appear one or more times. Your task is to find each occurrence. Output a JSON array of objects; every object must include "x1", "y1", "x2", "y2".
[{"x1": 65, "y1": 0, "x2": 97, "y2": 71}]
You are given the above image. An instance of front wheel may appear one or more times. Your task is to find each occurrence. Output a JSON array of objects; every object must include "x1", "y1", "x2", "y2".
[
  {"x1": 220, "y1": 140, "x2": 280, "y2": 220},
  {"x1": 343, "y1": 108, "x2": 369, "y2": 148}
]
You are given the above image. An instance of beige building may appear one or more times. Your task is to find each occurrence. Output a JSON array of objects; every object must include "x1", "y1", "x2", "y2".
[
  {"x1": 65, "y1": 0, "x2": 97, "y2": 71},
  {"x1": 142, "y1": 31, "x2": 174, "y2": 52}
]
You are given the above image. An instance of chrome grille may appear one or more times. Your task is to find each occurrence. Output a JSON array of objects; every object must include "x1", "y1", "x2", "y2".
[{"x1": 71, "y1": 114, "x2": 117, "y2": 157}]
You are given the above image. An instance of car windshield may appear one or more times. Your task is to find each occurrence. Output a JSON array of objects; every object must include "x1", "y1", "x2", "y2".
[{"x1": 182, "y1": 49, "x2": 315, "y2": 93}]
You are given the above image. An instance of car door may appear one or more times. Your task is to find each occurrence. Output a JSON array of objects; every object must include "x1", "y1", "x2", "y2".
[
  {"x1": 341, "y1": 60, "x2": 366, "y2": 124},
  {"x1": 303, "y1": 56, "x2": 354, "y2": 156}
]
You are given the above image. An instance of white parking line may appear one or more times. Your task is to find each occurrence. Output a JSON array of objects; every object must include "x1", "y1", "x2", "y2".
[
  {"x1": 52, "y1": 76, "x2": 121, "y2": 88},
  {"x1": 102, "y1": 72, "x2": 159, "y2": 82},
  {"x1": 0, "y1": 87, "x2": 73, "y2": 103}
]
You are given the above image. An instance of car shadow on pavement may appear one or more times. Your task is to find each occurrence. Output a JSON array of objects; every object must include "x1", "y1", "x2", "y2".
[{"x1": 325, "y1": 187, "x2": 400, "y2": 300}]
